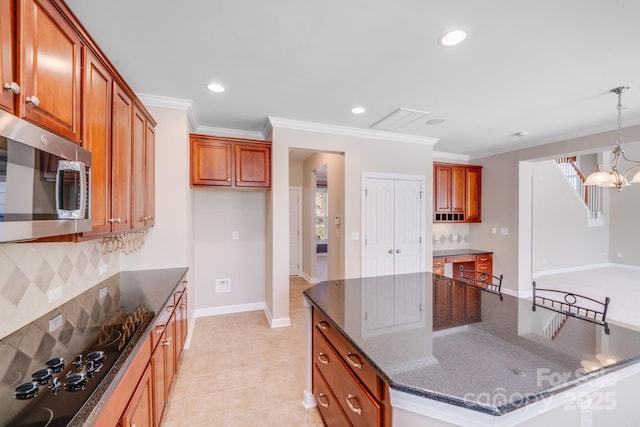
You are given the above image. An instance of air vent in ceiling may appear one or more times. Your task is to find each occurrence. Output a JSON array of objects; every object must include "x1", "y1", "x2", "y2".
[{"x1": 370, "y1": 108, "x2": 430, "y2": 131}]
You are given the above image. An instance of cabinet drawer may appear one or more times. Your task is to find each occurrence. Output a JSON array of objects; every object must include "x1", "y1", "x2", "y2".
[
  {"x1": 313, "y1": 365, "x2": 351, "y2": 426},
  {"x1": 476, "y1": 254, "x2": 492, "y2": 264},
  {"x1": 476, "y1": 262, "x2": 492, "y2": 274},
  {"x1": 313, "y1": 329, "x2": 381, "y2": 427},
  {"x1": 313, "y1": 310, "x2": 380, "y2": 398},
  {"x1": 445, "y1": 255, "x2": 476, "y2": 263},
  {"x1": 432, "y1": 257, "x2": 445, "y2": 268}
]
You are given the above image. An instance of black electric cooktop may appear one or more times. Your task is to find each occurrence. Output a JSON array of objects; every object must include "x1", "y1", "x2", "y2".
[{"x1": 0, "y1": 274, "x2": 154, "y2": 427}]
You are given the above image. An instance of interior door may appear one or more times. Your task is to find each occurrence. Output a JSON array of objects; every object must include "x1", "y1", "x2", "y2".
[
  {"x1": 364, "y1": 178, "x2": 395, "y2": 277},
  {"x1": 394, "y1": 179, "x2": 422, "y2": 274},
  {"x1": 289, "y1": 187, "x2": 301, "y2": 276}
]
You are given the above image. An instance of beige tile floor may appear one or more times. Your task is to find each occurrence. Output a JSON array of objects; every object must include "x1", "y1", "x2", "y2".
[{"x1": 161, "y1": 277, "x2": 324, "y2": 427}]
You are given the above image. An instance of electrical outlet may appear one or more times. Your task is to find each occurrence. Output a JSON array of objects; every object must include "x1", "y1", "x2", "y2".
[
  {"x1": 99, "y1": 287, "x2": 108, "y2": 299},
  {"x1": 216, "y1": 278, "x2": 231, "y2": 293},
  {"x1": 48, "y1": 286, "x2": 62, "y2": 303},
  {"x1": 49, "y1": 314, "x2": 62, "y2": 332},
  {"x1": 99, "y1": 264, "x2": 107, "y2": 275},
  {"x1": 351, "y1": 231, "x2": 359, "y2": 241},
  {"x1": 232, "y1": 231, "x2": 239, "y2": 240}
]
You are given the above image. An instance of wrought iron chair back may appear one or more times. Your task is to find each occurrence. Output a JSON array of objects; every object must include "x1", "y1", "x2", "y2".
[{"x1": 458, "y1": 265, "x2": 504, "y2": 301}]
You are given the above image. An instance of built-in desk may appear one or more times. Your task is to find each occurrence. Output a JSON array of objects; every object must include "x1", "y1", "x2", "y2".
[{"x1": 303, "y1": 273, "x2": 640, "y2": 426}]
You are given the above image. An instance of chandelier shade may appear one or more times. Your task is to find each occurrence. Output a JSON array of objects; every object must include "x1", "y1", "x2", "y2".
[{"x1": 584, "y1": 86, "x2": 640, "y2": 191}]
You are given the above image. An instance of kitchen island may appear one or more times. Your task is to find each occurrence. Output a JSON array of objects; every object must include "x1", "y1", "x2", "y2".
[{"x1": 303, "y1": 272, "x2": 640, "y2": 426}]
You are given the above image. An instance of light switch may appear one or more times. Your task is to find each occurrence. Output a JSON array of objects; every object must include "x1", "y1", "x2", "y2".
[
  {"x1": 500, "y1": 227, "x2": 509, "y2": 235},
  {"x1": 351, "y1": 232, "x2": 359, "y2": 241}
]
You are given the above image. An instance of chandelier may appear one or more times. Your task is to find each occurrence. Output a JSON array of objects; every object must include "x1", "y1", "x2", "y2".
[{"x1": 584, "y1": 86, "x2": 640, "y2": 191}]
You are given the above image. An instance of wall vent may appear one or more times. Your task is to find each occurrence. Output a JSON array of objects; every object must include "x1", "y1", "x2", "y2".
[{"x1": 370, "y1": 108, "x2": 429, "y2": 131}]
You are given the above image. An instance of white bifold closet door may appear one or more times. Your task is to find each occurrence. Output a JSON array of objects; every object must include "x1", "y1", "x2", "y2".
[{"x1": 364, "y1": 177, "x2": 422, "y2": 277}]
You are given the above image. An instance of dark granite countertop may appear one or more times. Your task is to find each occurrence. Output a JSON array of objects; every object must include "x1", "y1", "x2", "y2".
[
  {"x1": 433, "y1": 248, "x2": 493, "y2": 258},
  {"x1": 0, "y1": 267, "x2": 188, "y2": 427},
  {"x1": 303, "y1": 272, "x2": 640, "y2": 415}
]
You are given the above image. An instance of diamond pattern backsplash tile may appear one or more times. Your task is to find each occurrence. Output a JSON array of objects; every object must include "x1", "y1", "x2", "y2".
[
  {"x1": 432, "y1": 223, "x2": 470, "y2": 251},
  {"x1": 0, "y1": 241, "x2": 120, "y2": 340}
]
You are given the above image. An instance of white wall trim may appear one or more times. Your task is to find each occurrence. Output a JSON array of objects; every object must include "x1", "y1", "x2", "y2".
[
  {"x1": 267, "y1": 117, "x2": 439, "y2": 146},
  {"x1": 184, "y1": 315, "x2": 197, "y2": 349},
  {"x1": 290, "y1": 186, "x2": 303, "y2": 277},
  {"x1": 194, "y1": 302, "x2": 265, "y2": 318},
  {"x1": 264, "y1": 302, "x2": 292, "y2": 328},
  {"x1": 136, "y1": 93, "x2": 198, "y2": 132},
  {"x1": 301, "y1": 271, "x2": 317, "y2": 284},
  {"x1": 195, "y1": 125, "x2": 265, "y2": 141},
  {"x1": 433, "y1": 151, "x2": 470, "y2": 162},
  {"x1": 391, "y1": 361, "x2": 640, "y2": 426}
]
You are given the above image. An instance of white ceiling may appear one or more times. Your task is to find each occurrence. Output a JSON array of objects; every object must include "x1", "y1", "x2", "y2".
[{"x1": 65, "y1": 0, "x2": 640, "y2": 157}]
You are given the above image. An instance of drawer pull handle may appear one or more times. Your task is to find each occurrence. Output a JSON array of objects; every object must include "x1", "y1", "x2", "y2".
[
  {"x1": 346, "y1": 352, "x2": 362, "y2": 369},
  {"x1": 317, "y1": 393, "x2": 330, "y2": 408},
  {"x1": 317, "y1": 352, "x2": 329, "y2": 365},
  {"x1": 154, "y1": 325, "x2": 166, "y2": 334},
  {"x1": 162, "y1": 337, "x2": 172, "y2": 346},
  {"x1": 316, "y1": 321, "x2": 329, "y2": 331},
  {"x1": 345, "y1": 394, "x2": 362, "y2": 415}
]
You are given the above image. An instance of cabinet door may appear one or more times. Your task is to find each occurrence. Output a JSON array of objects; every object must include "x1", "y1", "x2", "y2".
[
  {"x1": 145, "y1": 123, "x2": 156, "y2": 227},
  {"x1": 111, "y1": 84, "x2": 133, "y2": 233},
  {"x1": 19, "y1": 0, "x2": 82, "y2": 142},
  {"x1": 234, "y1": 143, "x2": 271, "y2": 188},
  {"x1": 450, "y1": 166, "x2": 466, "y2": 214},
  {"x1": 165, "y1": 311, "x2": 177, "y2": 386},
  {"x1": 190, "y1": 137, "x2": 232, "y2": 186},
  {"x1": 465, "y1": 167, "x2": 482, "y2": 222},
  {"x1": 433, "y1": 164, "x2": 452, "y2": 213},
  {"x1": 0, "y1": 0, "x2": 15, "y2": 113},
  {"x1": 121, "y1": 364, "x2": 153, "y2": 427},
  {"x1": 132, "y1": 106, "x2": 146, "y2": 230},
  {"x1": 432, "y1": 278, "x2": 453, "y2": 330},
  {"x1": 82, "y1": 50, "x2": 112, "y2": 236},
  {"x1": 175, "y1": 290, "x2": 187, "y2": 362},
  {"x1": 151, "y1": 338, "x2": 167, "y2": 426}
]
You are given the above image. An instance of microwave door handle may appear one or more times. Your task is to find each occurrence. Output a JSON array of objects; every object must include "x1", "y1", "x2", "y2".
[
  {"x1": 78, "y1": 161, "x2": 87, "y2": 220},
  {"x1": 55, "y1": 161, "x2": 62, "y2": 218}
]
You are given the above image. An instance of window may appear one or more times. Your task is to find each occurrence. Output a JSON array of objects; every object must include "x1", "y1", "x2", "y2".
[{"x1": 316, "y1": 187, "x2": 328, "y2": 242}]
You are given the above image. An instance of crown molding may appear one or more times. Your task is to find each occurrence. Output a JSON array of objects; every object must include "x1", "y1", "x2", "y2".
[
  {"x1": 432, "y1": 151, "x2": 469, "y2": 162},
  {"x1": 266, "y1": 117, "x2": 439, "y2": 145},
  {"x1": 136, "y1": 93, "x2": 198, "y2": 132},
  {"x1": 195, "y1": 125, "x2": 265, "y2": 141}
]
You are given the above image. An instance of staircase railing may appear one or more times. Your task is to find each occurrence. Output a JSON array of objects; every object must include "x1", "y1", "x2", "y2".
[
  {"x1": 543, "y1": 311, "x2": 569, "y2": 340},
  {"x1": 555, "y1": 157, "x2": 602, "y2": 220}
]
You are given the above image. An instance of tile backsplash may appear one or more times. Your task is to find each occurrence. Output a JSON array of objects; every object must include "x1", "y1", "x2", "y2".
[
  {"x1": 0, "y1": 241, "x2": 119, "y2": 339},
  {"x1": 432, "y1": 223, "x2": 470, "y2": 251}
]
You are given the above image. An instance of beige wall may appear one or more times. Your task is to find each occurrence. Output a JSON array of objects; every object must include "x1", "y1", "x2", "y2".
[
  {"x1": 289, "y1": 158, "x2": 303, "y2": 187},
  {"x1": 471, "y1": 124, "x2": 640, "y2": 294}
]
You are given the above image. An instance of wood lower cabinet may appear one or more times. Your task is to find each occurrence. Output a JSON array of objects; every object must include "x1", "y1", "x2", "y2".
[
  {"x1": 312, "y1": 309, "x2": 391, "y2": 427},
  {"x1": 432, "y1": 254, "x2": 491, "y2": 330},
  {"x1": 120, "y1": 364, "x2": 154, "y2": 427},
  {"x1": 190, "y1": 134, "x2": 271, "y2": 189},
  {"x1": 19, "y1": 0, "x2": 82, "y2": 142}
]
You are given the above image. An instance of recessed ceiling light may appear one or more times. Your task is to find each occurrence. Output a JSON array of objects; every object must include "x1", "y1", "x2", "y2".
[
  {"x1": 439, "y1": 30, "x2": 467, "y2": 47},
  {"x1": 351, "y1": 106, "x2": 366, "y2": 114},
  {"x1": 206, "y1": 83, "x2": 225, "y2": 93},
  {"x1": 426, "y1": 119, "x2": 445, "y2": 125}
]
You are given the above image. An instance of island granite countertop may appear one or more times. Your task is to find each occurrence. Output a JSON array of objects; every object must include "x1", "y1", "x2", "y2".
[
  {"x1": 303, "y1": 272, "x2": 640, "y2": 416},
  {"x1": 0, "y1": 267, "x2": 188, "y2": 427}
]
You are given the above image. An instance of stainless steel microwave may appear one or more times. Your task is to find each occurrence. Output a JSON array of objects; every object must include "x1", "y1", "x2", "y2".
[{"x1": 0, "y1": 110, "x2": 91, "y2": 242}]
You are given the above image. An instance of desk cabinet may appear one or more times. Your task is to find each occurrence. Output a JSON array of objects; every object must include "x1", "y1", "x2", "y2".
[
  {"x1": 432, "y1": 254, "x2": 491, "y2": 330},
  {"x1": 433, "y1": 163, "x2": 482, "y2": 223}
]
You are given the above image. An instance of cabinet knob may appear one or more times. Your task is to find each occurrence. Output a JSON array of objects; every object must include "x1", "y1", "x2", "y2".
[
  {"x1": 396, "y1": 249, "x2": 401, "y2": 254},
  {"x1": 108, "y1": 218, "x2": 122, "y2": 223},
  {"x1": 388, "y1": 249, "x2": 394, "y2": 254},
  {"x1": 227, "y1": 178, "x2": 231, "y2": 182},
  {"x1": 25, "y1": 95, "x2": 40, "y2": 107},
  {"x1": 236, "y1": 178, "x2": 240, "y2": 182},
  {"x1": 162, "y1": 337, "x2": 172, "y2": 346},
  {"x1": 3, "y1": 82, "x2": 20, "y2": 94}
]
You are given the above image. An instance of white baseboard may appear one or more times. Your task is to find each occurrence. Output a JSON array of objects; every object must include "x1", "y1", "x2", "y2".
[
  {"x1": 301, "y1": 271, "x2": 317, "y2": 284},
  {"x1": 264, "y1": 303, "x2": 292, "y2": 328},
  {"x1": 533, "y1": 263, "x2": 611, "y2": 278},
  {"x1": 194, "y1": 302, "x2": 265, "y2": 318},
  {"x1": 302, "y1": 390, "x2": 316, "y2": 409}
]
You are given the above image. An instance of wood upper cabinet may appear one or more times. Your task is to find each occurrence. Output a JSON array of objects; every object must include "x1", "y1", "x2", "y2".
[
  {"x1": 190, "y1": 134, "x2": 271, "y2": 189},
  {"x1": 0, "y1": 0, "x2": 15, "y2": 113},
  {"x1": 111, "y1": 83, "x2": 133, "y2": 233},
  {"x1": 144, "y1": 122, "x2": 156, "y2": 228},
  {"x1": 235, "y1": 143, "x2": 271, "y2": 188},
  {"x1": 19, "y1": 0, "x2": 82, "y2": 142},
  {"x1": 82, "y1": 50, "x2": 112, "y2": 236},
  {"x1": 433, "y1": 162, "x2": 482, "y2": 223},
  {"x1": 132, "y1": 106, "x2": 147, "y2": 229}
]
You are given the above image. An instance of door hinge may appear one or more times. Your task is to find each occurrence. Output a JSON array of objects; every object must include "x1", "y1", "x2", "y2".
[
  {"x1": 365, "y1": 238, "x2": 368, "y2": 246},
  {"x1": 419, "y1": 236, "x2": 422, "y2": 244},
  {"x1": 365, "y1": 188, "x2": 368, "y2": 197},
  {"x1": 420, "y1": 191, "x2": 424, "y2": 199}
]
